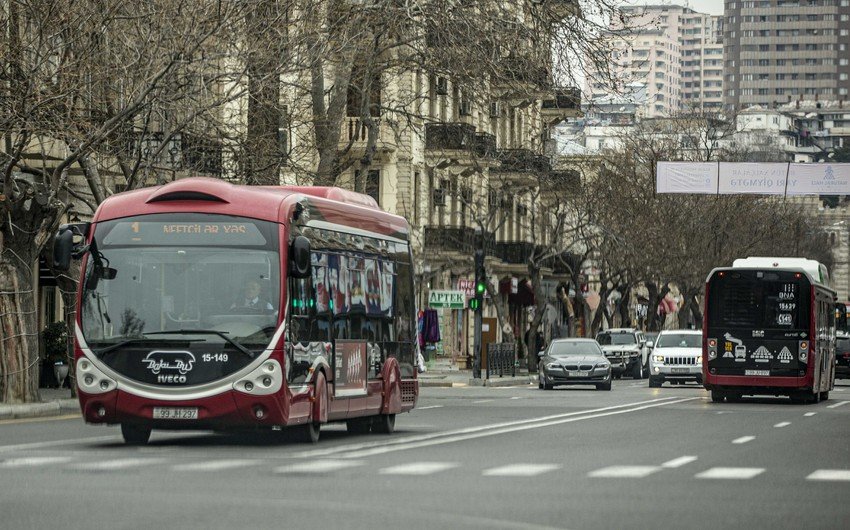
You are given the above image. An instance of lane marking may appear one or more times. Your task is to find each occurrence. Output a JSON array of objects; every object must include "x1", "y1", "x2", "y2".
[
  {"x1": 291, "y1": 397, "x2": 685, "y2": 460},
  {"x1": 661, "y1": 456, "x2": 698, "y2": 468},
  {"x1": 331, "y1": 398, "x2": 698, "y2": 459},
  {"x1": 379, "y1": 462, "x2": 458, "y2": 476},
  {"x1": 589, "y1": 465, "x2": 661, "y2": 478},
  {"x1": 0, "y1": 435, "x2": 118, "y2": 453},
  {"x1": 68, "y1": 458, "x2": 164, "y2": 471},
  {"x1": 472, "y1": 399, "x2": 495, "y2": 404},
  {"x1": 835, "y1": 388, "x2": 845, "y2": 392},
  {"x1": 827, "y1": 401, "x2": 849, "y2": 409},
  {"x1": 0, "y1": 456, "x2": 73, "y2": 468},
  {"x1": 416, "y1": 405, "x2": 444, "y2": 410},
  {"x1": 732, "y1": 436, "x2": 756, "y2": 444},
  {"x1": 696, "y1": 467, "x2": 764, "y2": 480},
  {"x1": 510, "y1": 397, "x2": 522, "y2": 400},
  {"x1": 807, "y1": 469, "x2": 850, "y2": 481},
  {"x1": 0, "y1": 413, "x2": 81, "y2": 426},
  {"x1": 172, "y1": 459, "x2": 256, "y2": 472},
  {"x1": 804, "y1": 412, "x2": 817, "y2": 417},
  {"x1": 274, "y1": 460, "x2": 363, "y2": 474},
  {"x1": 483, "y1": 464, "x2": 561, "y2": 477},
  {"x1": 774, "y1": 422, "x2": 791, "y2": 428}
]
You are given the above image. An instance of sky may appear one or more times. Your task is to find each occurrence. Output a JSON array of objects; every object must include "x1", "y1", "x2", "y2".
[{"x1": 627, "y1": 0, "x2": 724, "y2": 15}]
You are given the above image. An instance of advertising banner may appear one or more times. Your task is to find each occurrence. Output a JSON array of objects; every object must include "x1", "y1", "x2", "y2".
[
  {"x1": 786, "y1": 163, "x2": 850, "y2": 195},
  {"x1": 334, "y1": 341, "x2": 368, "y2": 397},
  {"x1": 718, "y1": 162, "x2": 790, "y2": 195},
  {"x1": 429, "y1": 290, "x2": 465, "y2": 309},
  {"x1": 656, "y1": 162, "x2": 718, "y2": 194}
]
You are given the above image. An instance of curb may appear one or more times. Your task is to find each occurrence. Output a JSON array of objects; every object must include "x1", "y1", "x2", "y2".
[
  {"x1": 467, "y1": 377, "x2": 535, "y2": 387},
  {"x1": 419, "y1": 380, "x2": 455, "y2": 388},
  {"x1": 0, "y1": 399, "x2": 80, "y2": 421}
]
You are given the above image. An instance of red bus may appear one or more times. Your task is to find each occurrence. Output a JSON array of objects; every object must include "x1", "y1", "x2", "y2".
[
  {"x1": 703, "y1": 257, "x2": 836, "y2": 404},
  {"x1": 54, "y1": 178, "x2": 418, "y2": 444}
]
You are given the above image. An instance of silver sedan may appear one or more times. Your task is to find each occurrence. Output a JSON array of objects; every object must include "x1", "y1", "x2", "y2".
[{"x1": 538, "y1": 339, "x2": 612, "y2": 391}]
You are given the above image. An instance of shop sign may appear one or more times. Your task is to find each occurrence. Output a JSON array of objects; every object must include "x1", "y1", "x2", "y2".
[{"x1": 429, "y1": 290, "x2": 466, "y2": 309}]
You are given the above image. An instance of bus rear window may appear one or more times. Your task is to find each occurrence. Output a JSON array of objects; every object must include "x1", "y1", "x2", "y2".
[{"x1": 709, "y1": 275, "x2": 809, "y2": 330}]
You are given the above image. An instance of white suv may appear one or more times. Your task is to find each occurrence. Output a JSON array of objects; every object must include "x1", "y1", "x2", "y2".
[{"x1": 648, "y1": 330, "x2": 703, "y2": 387}]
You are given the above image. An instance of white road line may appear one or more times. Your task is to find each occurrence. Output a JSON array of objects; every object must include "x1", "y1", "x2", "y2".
[
  {"x1": 732, "y1": 436, "x2": 756, "y2": 444},
  {"x1": 827, "y1": 400, "x2": 850, "y2": 409},
  {"x1": 774, "y1": 422, "x2": 791, "y2": 428},
  {"x1": 661, "y1": 456, "x2": 698, "y2": 469},
  {"x1": 483, "y1": 464, "x2": 561, "y2": 477},
  {"x1": 804, "y1": 412, "x2": 817, "y2": 417},
  {"x1": 69, "y1": 458, "x2": 163, "y2": 471},
  {"x1": 332, "y1": 398, "x2": 698, "y2": 460},
  {"x1": 291, "y1": 397, "x2": 687, "y2": 460},
  {"x1": 0, "y1": 456, "x2": 73, "y2": 468},
  {"x1": 510, "y1": 397, "x2": 522, "y2": 400},
  {"x1": 172, "y1": 459, "x2": 256, "y2": 472},
  {"x1": 0, "y1": 435, "x2": 118, "y2": 453},
  {"x1": 274, "y1": 460, "x2": 364, "y2": 474},
  {"x1": 379, "y1": 462, "x2": 459, "y2": 476},
  {"x1": 807, "y1": 469, "x2": 850, "y2": 481},
  {"x1": 416, "y1": 405, "x2": 444, "y2": 410},
  {"x1": 835, "y1": 388, "x2": 845, "y2": 392},
  {"x1": 695, "y1": 467, "x2": 765, "y2": 480},
  {"x1": 588, "y1": 465, "x2": 661, "y2": 478},
  {"x1": 472, "y1": 399, "x2": 495, "y2": 404}
]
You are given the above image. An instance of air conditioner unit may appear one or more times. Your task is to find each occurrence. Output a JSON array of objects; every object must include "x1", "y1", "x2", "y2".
[
  {"x1": 460, "y1": 100, "x2": 473, "y2": 116},
  {"x1": 436, "y1": 77, "x2": 448, "y2": 96},
  {"x1": 489, "y1": 101, "x2": 501, "y2": 117}
]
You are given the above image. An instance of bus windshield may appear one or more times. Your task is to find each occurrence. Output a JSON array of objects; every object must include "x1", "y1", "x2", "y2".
[
  {"x1": 708, "y1": 273, "x2": 809, "y2": 330},
  {"x1": 80, "y1": 213, "x2": 281, "y2": 386}
]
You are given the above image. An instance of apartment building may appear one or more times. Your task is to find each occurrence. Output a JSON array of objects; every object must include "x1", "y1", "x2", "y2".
[
  {"x1": 587, "y1": 5, "x2": 723, "y2": 119},
  {"x1": 723, "y1": 0, "x2": 850, "y2": 110}
]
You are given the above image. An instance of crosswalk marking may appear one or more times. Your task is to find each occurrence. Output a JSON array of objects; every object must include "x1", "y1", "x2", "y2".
[
  {"x1": 483, "y1": 464, "x2": 561, "y2": 477},
  {"x1": 732, "y1": 436, "x2": 755, "y2": 444},
  {"x1": 274, "y1": 459, "x2": 363, "y2": 474},
  {"x1": 0, "y1": 456, "x2": 73, "y2": 468},
  {"x1": 806, "y1": 470, "x2": 850, "y2": 481},
  {"x1": 379, "y1": 462, "x2": 458, "y2": 475},
  {"x1": 172, "y1": 459, "x2": 256, "y2": 472},
  {"x1": 68, "y1": 458, "x2": 163, "y2": 471},
  {"x1": 774, "y1": 422, "x2": 791, "y2": 428},
  {"x1": 662, "y1": 456, "x2": 698, "y2": 468},
  {"x1": 588, "y1": 465, "x2": 661, "y2": 478},
  {"x1": 695, "y1": 467, "x2": 764, "y2": 480}
]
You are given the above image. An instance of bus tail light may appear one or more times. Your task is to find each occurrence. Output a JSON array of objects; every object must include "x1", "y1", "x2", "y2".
[
  {"x1": 799, "y1": 341, "x2": 808, "y2": 363},
  {"x1": 707, "y1": 338, "x2": 717, "y2": 360}
]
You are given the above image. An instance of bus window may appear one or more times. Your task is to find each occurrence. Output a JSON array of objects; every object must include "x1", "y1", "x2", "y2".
[{"x1": 709, "y1": 276, "x2": 809, "y2": 330}]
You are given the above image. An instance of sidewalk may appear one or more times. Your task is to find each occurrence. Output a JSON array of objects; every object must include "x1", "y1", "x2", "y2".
[
  {"x1": 419, "y1": 369, "x2": 536, "y2": 388},
  {"x1": 0, "y1": 388, "x2": 80, "y2": 421}
]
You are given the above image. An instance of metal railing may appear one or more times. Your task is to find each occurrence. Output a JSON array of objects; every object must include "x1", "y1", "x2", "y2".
[{"x1": 487, "y1": 342, "x2": 517, "y2": 378}]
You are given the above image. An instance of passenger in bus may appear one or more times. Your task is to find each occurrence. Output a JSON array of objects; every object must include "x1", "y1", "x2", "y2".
[{"x1": 230, "y1": 279, "x2": 273, "y2": 311}]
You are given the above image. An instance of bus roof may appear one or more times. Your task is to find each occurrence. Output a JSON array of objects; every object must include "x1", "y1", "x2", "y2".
[
  {"x1": 92, "y1": 177, "x2": 409, "y2": 241},
  {"x1": 731, "y1": 257, "x2": 829, "y2": 286}
]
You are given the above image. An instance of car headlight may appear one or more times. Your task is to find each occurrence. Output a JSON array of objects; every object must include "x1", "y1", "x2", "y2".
[
  {"x1": 546, "y1": 363, "x2": 560, "y2": 370},
  {"x1": 596, "y1": 363, "x2": 610, "y2": 370},
  {"x1": 654, "y1": 355, "x2": 664, "y2": 362},
  {"x1": 695, "y1": 355, "x2": 702, "y2": 364}
]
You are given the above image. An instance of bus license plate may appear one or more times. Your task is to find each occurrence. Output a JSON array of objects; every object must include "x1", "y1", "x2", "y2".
[
  {"x1": 744, "y1": 370, "x2": 770, "y2": 376},
  {"x1": 569, "y1": 371, "x2": 589, "y2": 377},
  {"x1": 152, "y1": 407, "x2": 198, "y2": 420}
]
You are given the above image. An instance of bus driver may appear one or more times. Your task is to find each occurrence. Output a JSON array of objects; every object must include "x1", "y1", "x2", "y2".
[{"x1": 231, "y1": 279, "x2": 274, "y2": 311}]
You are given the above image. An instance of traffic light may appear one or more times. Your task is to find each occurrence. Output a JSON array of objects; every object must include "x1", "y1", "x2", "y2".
[{"x1": 473, "y1": 249, "x2": 485, "y2": 311}]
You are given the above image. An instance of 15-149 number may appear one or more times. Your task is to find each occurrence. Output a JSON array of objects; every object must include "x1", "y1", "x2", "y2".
[{"x1": 202, "y1": 353, "x2": 229, "y2": 362}]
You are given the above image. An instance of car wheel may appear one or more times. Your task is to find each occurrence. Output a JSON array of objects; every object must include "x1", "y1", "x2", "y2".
[
  {"x1": 710, "y1": 390, "x2": 725, "y2": 403},
  {"x1": 543, "y1": 382, "x2": 554, "y2": 390},
  {"x1": 648, "y1": 377, "x2": 661, "y2": 388},
  {"x1": 596, "y1": 380, "x2": 612, "y2": 391},
  {"x1": 121, "y1": 423, "x2": 151, "y2": 445},
  {"x1": 632, "y1": 360, "x2": 643, "y2": 379}
]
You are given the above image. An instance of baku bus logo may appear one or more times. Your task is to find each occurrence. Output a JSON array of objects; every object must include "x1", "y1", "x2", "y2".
[{"x1": 142, "y1": 351, "x2": 196, "y2": 375}]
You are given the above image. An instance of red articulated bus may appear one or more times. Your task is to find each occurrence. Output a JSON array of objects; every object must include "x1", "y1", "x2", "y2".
[
  {"x1": 703, "y1": 257, "x2": 836, "y2": 404},
  {"x1": 54, "y1": 178, "x2": 418, "y2": 444}
]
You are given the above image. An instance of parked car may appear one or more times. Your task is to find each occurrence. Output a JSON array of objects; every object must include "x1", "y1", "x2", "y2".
[
  {"x1": 836, "y1": 332, "x2": 850, "y2": 379},
  {"x1": 538, "y1": 339, "x2": 612, "y2": 391},
  {"x1": 648, "y1": 330, "x2": 703, "y2": 387},
  {"x1": 595, "y1": 328, "x2": 651, "y2": 379}
]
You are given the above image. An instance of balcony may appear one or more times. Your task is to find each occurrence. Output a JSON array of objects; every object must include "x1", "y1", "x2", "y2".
[
  {"x1": 498, "y1": 55, "x2": 551, "y2": 89},
  {"x1": 497, "y1": 241, "x2": 536, "y2": 264},
  {"x1": 425, "y1": 123, "x2": 476, "y2": 151},
  {"x1": 424, "y1": 226, "x2": 496, "y2": 255},
  {"x1": 495, "y1": 149, "x2": 551, "y2": 174},
  {"x1": 541, "y1": 87, "x2": 582, "y2": 121},
  {"x1": 473, "y1": 132, "x2": 497, "y2": 158}
]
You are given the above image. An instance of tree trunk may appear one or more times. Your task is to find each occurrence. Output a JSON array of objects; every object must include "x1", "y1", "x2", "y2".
[
  {"x1": 618, "y1": 286, "x2": 631, "y2": 328},
  {"x1": 0, "y1": 242, "x2": 41, "y2": 403},
  {"x1": 688, "y1": 290, "x2": 703, "y2": 330}
]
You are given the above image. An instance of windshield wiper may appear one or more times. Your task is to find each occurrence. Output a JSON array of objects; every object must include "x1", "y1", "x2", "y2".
[
  {"x1": 144, "y1": 330, "x2": 255, "y2": 359},
  {"x1": 95, "y1": 337, "x2": 203, "y2": 357}
]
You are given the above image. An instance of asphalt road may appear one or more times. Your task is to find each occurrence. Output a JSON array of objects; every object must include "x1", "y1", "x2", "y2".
[{"x1": 2, "y1": 378, "x2": 850, "y2": 529}]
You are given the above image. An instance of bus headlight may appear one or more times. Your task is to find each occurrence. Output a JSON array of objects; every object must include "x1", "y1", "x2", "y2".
[
  {"x1": 77, "y1": 357, "x2": 116, "y2": 395},
  {"x1": 235, "y1": 359, "x2": 283, "y2": 395}
]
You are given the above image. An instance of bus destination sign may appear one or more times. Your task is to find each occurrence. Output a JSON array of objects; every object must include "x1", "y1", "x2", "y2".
[{"x1": 103, "y1": 220, "x2": 267, "y2": 246}]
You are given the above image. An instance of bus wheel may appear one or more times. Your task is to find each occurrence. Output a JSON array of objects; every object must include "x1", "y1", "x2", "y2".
[
  {"x1": 296, "y1": 421, "x2": 320, "y2": 443},
  {"x1": 121, "y1": 423, "x2": 151, "y2": 445},
  {"x1": 373, "y1": 414, "x2": 396, "y2": 434},
  {"x1": 710, "y1": 390, "x2": 725, "y2": 403},
  {"x1": 346, "y1": 417, "x2": 372, "y2": 434},
  {"x1": 820, "y1": 391, "x2": 830, "y2": 401},
  {"x1": 810, "y1": 390, "x2": 821, "y2": 404}
]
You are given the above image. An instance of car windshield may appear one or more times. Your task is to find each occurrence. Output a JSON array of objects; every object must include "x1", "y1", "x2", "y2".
[
  {"x1": 596, "y1": 333, "x2": 636, "y2": 346},
  {"x1": 656, "y1": 334, "x2": 702, "y2": 348},
  {"x1": 548, "y1": 341, "x2": 602, "y2": 356}
]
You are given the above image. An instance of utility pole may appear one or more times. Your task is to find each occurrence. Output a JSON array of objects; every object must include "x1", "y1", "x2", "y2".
[{"x1": 471, "y1": 249, "x2": 485, "y2": 379}]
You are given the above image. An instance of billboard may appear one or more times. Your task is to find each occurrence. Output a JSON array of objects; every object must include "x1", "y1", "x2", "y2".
[{"x1": 656, "y1": 162, "x2": 850, "y2": 196}]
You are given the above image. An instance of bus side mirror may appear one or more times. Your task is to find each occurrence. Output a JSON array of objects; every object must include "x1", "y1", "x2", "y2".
[
  {"x1": 289, "y1": 236, "x2": 311, "y2": 279},
  {"x1": 53, "y1": 229, "x2": 74, "y2": 271}
]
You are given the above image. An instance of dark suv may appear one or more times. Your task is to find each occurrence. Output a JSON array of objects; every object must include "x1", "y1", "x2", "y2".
[{"x1": 836, "y1": 333, "x2": 850, "y2": 379}]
